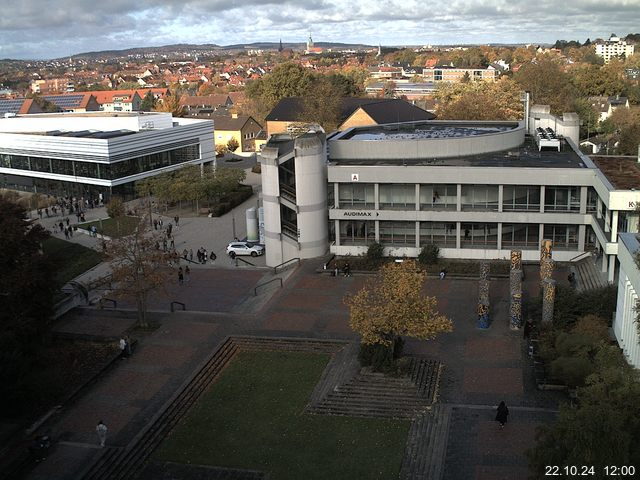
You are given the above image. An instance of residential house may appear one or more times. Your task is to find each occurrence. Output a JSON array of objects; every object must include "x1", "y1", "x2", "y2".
[
  {"x1": 213, "y1": 114, "x2": 263, "y2": 153},
  {"x1": 41, "y1": 93, "x2": 100, "y2": 113},
  {"x1": 92, "y1": 90, "x2": 143, "y2": 112},
  {"x1": 588, "y1": 96, "x2": 630, "y2": 122},
  {"x1": 265, "y1": 97, "x2": 435, "y2": 135},
  {"x1": 181, "y1": 94, "x2": 234, "y2": 117}
]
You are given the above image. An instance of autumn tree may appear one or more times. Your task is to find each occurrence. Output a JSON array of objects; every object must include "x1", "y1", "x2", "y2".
[
  {"x1": 139, "y1": 90, "x2": 157, "y2": 112},
  {"x1": 300, "y1": 75, "x2": 342, "y2": 132},
  {"x1": 345, "y1": 260, "x2": 452, "y2": 368},
  {"x1": 106, "y1": 218, "x2": 173, "y2": 328},
  {"x1": 514, "y1": 57, "x2": 576, "y2": 115},
  {"x1": 435, "y1": 77, "x2": 523, "y2": 120},
  {"x1": 154, "y1": 92, "x2": 185, "y2": 117},
  {"x1": 527, "y1": 345, "x2": 640, "y2": 474},
  {"x1": 227, "y1": 138, "x2": 240, "y2": 152}
]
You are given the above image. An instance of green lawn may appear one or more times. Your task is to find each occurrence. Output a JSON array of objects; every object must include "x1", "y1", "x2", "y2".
[
  {"x1": 76, "y1": 216, "x2": 140, "y2": 237},
  {"x1": 43, "y1": 237, "x2": 103, "y2": 285},
  {"x1": 156, "y1": 351, "x2": 410, "y2": 479}
]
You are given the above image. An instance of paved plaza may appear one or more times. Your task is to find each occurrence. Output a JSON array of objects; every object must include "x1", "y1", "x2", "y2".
[{"x1": 19, "y1": 178, "x2": 568, "y2": 480}]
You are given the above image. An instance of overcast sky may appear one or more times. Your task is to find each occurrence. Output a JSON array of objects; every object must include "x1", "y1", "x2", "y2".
[{"x1": 1, "y1": 0, "x2": 639, "y2": 60}]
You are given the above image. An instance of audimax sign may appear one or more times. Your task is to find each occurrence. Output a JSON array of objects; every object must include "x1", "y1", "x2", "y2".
[{"x1": 343, "y1": 211, "x2": 380, "y2": 217}]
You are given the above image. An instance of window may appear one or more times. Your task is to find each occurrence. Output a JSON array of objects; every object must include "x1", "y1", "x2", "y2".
[
  {"x1": 73, "y1": 161, "x2": 99, "y2": 179},
  {"x1": 586, "y1": 187, "x2": 598, "y2": 213},
  {"x1": 503, "y1": 186, "x2": 541, "y2": 211},
  {"x1": 338, "y1": 183, "x2": 375, "y2": 209},
  {"x1": 502, "y1": 224, "x2": 540, "y2": 248},
  {"x1": 420, "y1": 184, "x2": 456, "y2": 210},
  {"x1": 544, "y1": 186, "x2": 580, "y2": 212},
  {"x1": 461, "y1": 223, "x2": 498, "y2": 248},
  {"x1": 30, "y1": 157, "x2": 51, "y2": 173},
  {"x1": 10, "y1": 156, "x2": 30, "y2": 170},
  {"x1": 543, "y1": 224, "x2": 578, "y2": 249},
  {"x1": 461, "y1": 185, "x2": 499, "y2": 211},
  {"x1": 379, "y1": 184, "x2": 415, "y2": 209},
  {"x1": 420, "y1": 222, "x2": 456, "y2": 247},
  {"x1": 379, "y1": 221, "x2": 415, "y2": 246},
  {"x1": 51, "y1": 158, "x2": 74, "y2": 176},
  {"x1": 340, "y1": 220, "x2": 375, "y2": 245}
]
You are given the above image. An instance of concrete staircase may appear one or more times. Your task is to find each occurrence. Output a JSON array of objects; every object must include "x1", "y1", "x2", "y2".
[
  {"x1": 399, "y1": 404, "x2": 452, "y2": 480},
  {"x1": 572, "y1": 257, "x2": 608, "y2": 292},
  {"x1": 306, "y1": 358, "x2": 442, "y2": 419}
]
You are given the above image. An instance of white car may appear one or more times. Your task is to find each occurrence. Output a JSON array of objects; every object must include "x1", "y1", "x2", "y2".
[{"x1": 226, "y1": 241, "x2": 265, "y2": 258}]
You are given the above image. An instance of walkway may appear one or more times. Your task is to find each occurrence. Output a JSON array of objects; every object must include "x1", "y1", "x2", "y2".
[{"x1": 22, "y1": 260, "x2": 569, "y2": 480}]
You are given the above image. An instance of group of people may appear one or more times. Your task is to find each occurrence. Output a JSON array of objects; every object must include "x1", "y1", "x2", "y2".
[{"x1": 177, "y1": 266, "x2": 191, "y2": 285}]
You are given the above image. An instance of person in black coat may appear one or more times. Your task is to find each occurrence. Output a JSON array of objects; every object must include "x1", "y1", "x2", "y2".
[{"x1": 495, "y1": 401, "x2": 509, "y2": 427}]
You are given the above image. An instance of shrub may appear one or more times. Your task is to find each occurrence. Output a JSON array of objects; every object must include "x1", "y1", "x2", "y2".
[
  {"x1": 227, "y1": 138, "x2": 240, "y2": 152},
  {"x1": 418, "y1": 244, "x2": 440, "y2": 265},
  {"x1": 366, "y1": 242, "x2": 385, "y2": 265},
  {"x1": 549, "y1": 356, "x2": 594, "y2": 387}
]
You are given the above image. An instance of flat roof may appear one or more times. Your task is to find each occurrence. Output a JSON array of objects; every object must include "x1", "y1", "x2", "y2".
[
  {"x1": 330, "y1": 136, "x2": 586, "y2": 168},
  {"x1": 341, "y1": 123, "x2": 516, "y2": 141},
  {"x1": 23, "y1": 129, "x2": 137, "y2": 139},
  {"x1": 591, "y1": 156, "x2": 640, "y2": 189}
]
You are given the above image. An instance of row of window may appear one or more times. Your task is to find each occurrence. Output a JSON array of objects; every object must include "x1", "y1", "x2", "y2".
[
  {"x1": 0, "y1": 145, "x2": 200, "y2": 180},
  {"x1": 334, "y1": 184, "x2": 598, "y2": 213},
  {"x1": 338, "y1": 220, "x2": 580, "y2": 249}
]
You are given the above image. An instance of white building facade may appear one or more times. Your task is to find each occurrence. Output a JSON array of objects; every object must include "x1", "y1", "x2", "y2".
[
  {"x1": 0, "y1": 112, "x2": 215, "y2": 201},
  {"x1": 260, "y1": 114, "x2": 640, "y2": 286},
  {"x1": 614, "y1": 233, "x2": 640, "y2": 369},
  {"x1": 595, "y1": 34, "x2": 635, "y2": 64}
]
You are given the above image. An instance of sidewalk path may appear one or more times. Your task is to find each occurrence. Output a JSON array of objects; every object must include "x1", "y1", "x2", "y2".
[{"x1": 24, "y1": 260, "x2": 567, "y2": 480}]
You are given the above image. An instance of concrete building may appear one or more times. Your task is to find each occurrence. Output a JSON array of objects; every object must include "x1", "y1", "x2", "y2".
[
  {"x1": 595, "y1": 34, "x2": 635, "y2": 64},
  {"x1": 614, "y1": 233, "x2": 640, "y2": 369},
  {"x1": 0, "y1": 112, "x2": 214, "y2": 201},
  {"x1": 259, "y1": 108, "x2": 640, "y2": 288}
]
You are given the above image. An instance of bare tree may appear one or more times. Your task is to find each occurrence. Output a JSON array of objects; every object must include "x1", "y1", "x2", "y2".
[{"x1": 106, "y1": 217, "x2": 174, "y2": 328}]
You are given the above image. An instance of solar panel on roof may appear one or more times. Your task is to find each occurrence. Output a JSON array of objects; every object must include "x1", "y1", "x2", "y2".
[{"x1": 0, "y1": 99, "x2": 26, "y2": 115}]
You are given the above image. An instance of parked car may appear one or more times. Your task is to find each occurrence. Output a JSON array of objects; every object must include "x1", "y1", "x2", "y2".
[{"x1": 226, "y1": 241, "x2": 264, "y2": 258}]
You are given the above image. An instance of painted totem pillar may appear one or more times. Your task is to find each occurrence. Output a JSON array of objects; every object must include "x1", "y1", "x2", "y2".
[
  {"x1": 542, "y1": 278, "x2": 556, "y2": 324},
  {"x1": 477, "y1": 262, "x2": 490, "y2": 329},
  {"x1": 510, "y1": 268, "x2": 523, "y2": 329}
]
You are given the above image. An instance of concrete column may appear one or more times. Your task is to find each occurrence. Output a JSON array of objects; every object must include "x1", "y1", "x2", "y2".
[
  {"x1": 540, "y1": 185, "x2": 545, "y2": 213},
  {"x1": 605, "y1": 210, "x2": 610, "y2": 232},
  {"x1": 497, "y1": 223, "x2": 503, "y2": 250},
  {"x1": 456, "y1": 184, "x2": 462, "y2": 212},
  {"x1": 334, "y1": 220, "x2": 341, "y2": 246},
  {"x1": 498, "y1": 185, "x2": 504, "y2": 213},
  {"x1": 415, "y1": 184, "x2": 420, "y2": 211},
  {"x1": 375, "y1": 220, "x2": 379, "y2": 242},
  {"x1": 611, "y1": 211, "x2": 619, "y2": 239},
  {"x1": 539, "y1": 224, "x2": 545, "y2": 246},
  {"x1": 333, "y1": 183, "x2": 339, "y2": 209},
  {"x1": 609, "y1": 255, "x2": 616, "y2": 283},
  {"x1": 579, "y1": 186, "x2": 587, "y2": 214},
  {"x1": 456, "y1": 222, "x2": 461, "y2": 249},
  {"x1": 415, "y1": 221, "x2": 420, "y2": 248},
  {"x1": 374, "y1": 184, "x2": 379, "y2": 210},
  {"x1": 602, "y1": 252, "x2": 607, "y2": 273},
  {"x1": 578, "y1": 225, "x2": 586, "y2": 251}
]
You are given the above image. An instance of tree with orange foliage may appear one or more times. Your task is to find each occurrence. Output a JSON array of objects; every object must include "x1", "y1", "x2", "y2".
[
  {"x1": 154, "y1": 92, "x2": 185, "y2": 117},
  {"x1": 106, "y1": 217, "x2": 174, "y2": 328},
  {"x1": 345, "y1": 260, "x2": 452, "y2": 350}
]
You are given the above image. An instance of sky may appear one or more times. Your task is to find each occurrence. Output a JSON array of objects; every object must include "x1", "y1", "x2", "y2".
[{"x1": 1, "y1": 0, "x2": 639, "y2": 60}]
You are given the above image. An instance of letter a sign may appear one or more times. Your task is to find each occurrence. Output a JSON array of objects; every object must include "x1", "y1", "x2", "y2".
[{"x1": 351, "y1": 173, "x2": 359, "y2": 182}]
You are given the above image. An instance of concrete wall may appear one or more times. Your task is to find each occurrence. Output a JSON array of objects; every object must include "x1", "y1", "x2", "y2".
[{"x1": 330, "y1": 122, "x2": 524, "y2": 160}]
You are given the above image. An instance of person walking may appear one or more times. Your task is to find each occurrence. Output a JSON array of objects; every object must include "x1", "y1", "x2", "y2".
[
  {"x1": 178, "y1": 267, "x2": 184, "y2": 285},
  {"x1": 119, "y1": 337, "x2": 127, "y2": 358},
  {"x1": 439, "y1": 268, "x2": 447, "y2": 280},
  {"x1": 495, "y1": 401, "x2": 509, "y2": 428},
  {"x1": 174, "y1": 215, "x2": 179, "y2": 226},
  {"x1": 189, "y1": 249, "x2": 194, "y2": 262},
  {"x1": 185, "y1": 265, "x2": 190, "y2": 282},
  {"x1": 96, "y1": 421, "x2": 108, "y2": 447},
  {"x1": 343, "y1": 262, "x2": 351, "y2": 277},
  {"x1": 210, "y1": 251, "x2": 216, "y2": 263}
]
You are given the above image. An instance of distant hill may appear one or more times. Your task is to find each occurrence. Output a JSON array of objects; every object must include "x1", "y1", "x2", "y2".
[{"x1": 65, "y1": 42, "x2": 375, "y2": 60}]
